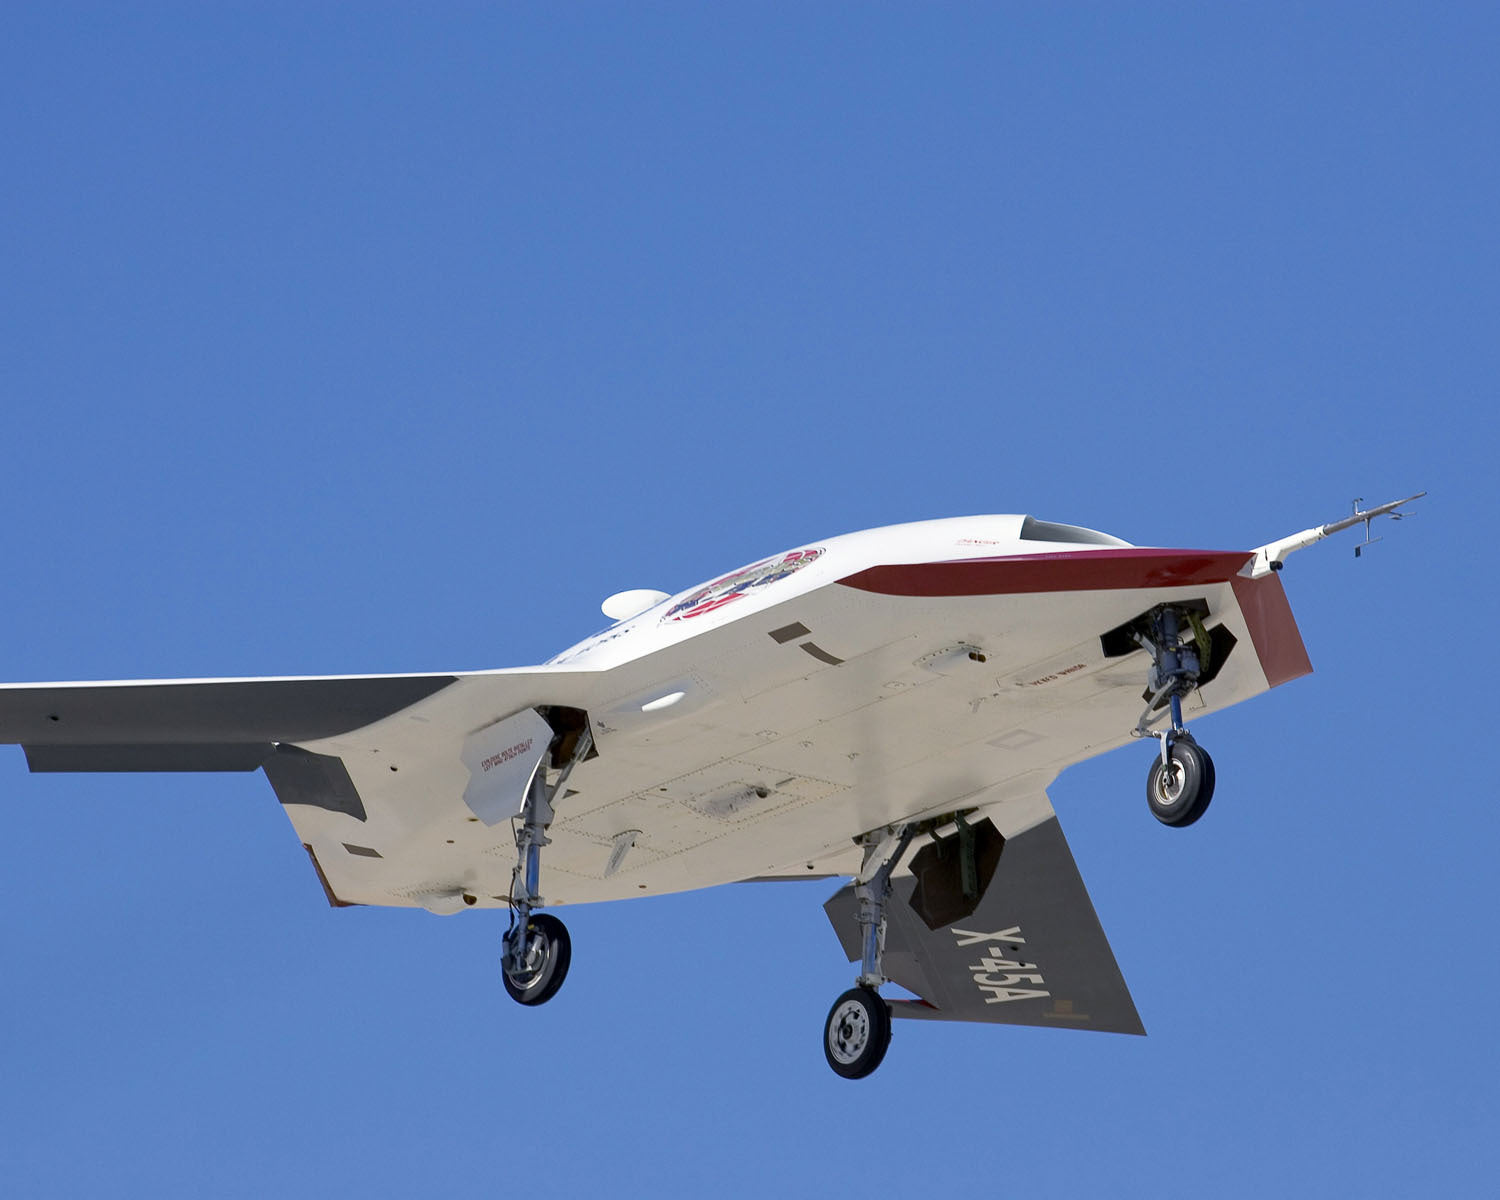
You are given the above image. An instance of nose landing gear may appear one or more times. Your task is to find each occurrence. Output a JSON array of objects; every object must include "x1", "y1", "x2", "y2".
[
  {"x1": 1146, "y1": 733, "x2": 1215, "y2": 827},
  {"x1": 1131, "y1": 606, "x2": 1217, "y2": 827}
]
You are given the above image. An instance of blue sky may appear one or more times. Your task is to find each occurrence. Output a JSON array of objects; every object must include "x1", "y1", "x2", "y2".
[{"x1": 1, "y1": 4, "x2": 1494, "y2": 1196}]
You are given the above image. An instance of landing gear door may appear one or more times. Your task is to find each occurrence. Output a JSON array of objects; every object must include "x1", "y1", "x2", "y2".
[{"x1": 461, "y1": 708, "x2": 554, "y2": 826}]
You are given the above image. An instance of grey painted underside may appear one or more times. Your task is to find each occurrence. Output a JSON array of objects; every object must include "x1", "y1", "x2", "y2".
[
  {"x1": 4, "y1": 675, "x2": 449, "y2": 820},
  {"x1": 26, "y1": 740, "x2": 368, "y2": 821},
  {"x1": 3, "y1": 674, "x2": 457, "y2": 749},
  {"x1": 262, "y1": 746, "x2": 367, "y2": 820},
  {"x1": 824, "y1": 816, "x2": 1144, "y2": 1034},
  {"x1": 25, "y1": 743, "x2": 276, "y2": 772}
]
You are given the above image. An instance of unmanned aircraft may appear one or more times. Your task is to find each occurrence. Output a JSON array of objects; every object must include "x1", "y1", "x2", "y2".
[{"x1": 0, "y1": 495, "x2": 1421, "y2": 1077}]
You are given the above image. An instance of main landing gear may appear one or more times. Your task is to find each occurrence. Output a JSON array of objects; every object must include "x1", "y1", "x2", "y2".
[
  {"x1": 825, "y1": 987, "x2": 890, "y2": 1079},
  {"x1": 501, "y1": 724, "x2": 591, "y2": 1006},
  {"x1": 1132, "y1": 605, "x2": 1216, "y2": 827},
  {"x1": 823, "y1": 825, "x2": 915, "y2": 1079}
]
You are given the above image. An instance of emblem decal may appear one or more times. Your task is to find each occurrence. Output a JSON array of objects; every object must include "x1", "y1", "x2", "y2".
[{"x1": 663, "y1": 548, "x2": 824, "y2": 622}]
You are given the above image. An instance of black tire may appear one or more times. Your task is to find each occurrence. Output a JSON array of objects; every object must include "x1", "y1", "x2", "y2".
[
  {"x1": 823, "y1": 986, "x2": 892, "y2": 1079},
  {"x1": 501, "y1": 912, "x2": 572, "y2": 1006},
  {"x1": 1146, "y1": 737, "x2": 1216, "y2": 827}
]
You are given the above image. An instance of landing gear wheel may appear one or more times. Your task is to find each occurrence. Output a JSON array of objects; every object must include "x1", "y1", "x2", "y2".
[
  {"x1": 1146, "y1": 737, "x2": 1216, "y2": 827},
  {"x1": 823, "y1": 986, "x2": 892, "y2": 1079},
  {"x1": 501, "y1": 912, "x2": 571, "y2": 1006}
]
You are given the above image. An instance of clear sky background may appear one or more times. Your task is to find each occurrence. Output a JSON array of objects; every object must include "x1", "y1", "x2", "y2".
[{"x1": 2, "y1": 4, "x2": 1495, "y2": 1197}]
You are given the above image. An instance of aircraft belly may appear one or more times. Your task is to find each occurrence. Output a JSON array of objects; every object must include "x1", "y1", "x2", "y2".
[{"x1": 287, "y1": 572, "x2": 1286, "y2": 910}]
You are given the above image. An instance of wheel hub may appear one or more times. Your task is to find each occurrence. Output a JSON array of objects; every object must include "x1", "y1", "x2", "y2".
[
  {"x1": 1153, "y1": 760, "x2": 1185, "y2": 805},
  {"x1": 828, "y1": 999, "x2": 871, "y2": 1064}
]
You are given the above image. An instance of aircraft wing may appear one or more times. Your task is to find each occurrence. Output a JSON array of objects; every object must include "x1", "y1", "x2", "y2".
[
  {"x1": 0, "y1": 507, "x2": 1416, "y2": 1077},
  {"x1": 0, "y1": 672, "x2": 463, "y2": 773},
  {"x1": 0, "y1": 535, "x2": 1311, "y2": 914},
  {"x1": 824, "y1": 807, "x2": 1143, "y2": 1034}
]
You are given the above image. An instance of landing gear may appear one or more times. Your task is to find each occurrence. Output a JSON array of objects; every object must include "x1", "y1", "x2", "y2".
[
  {"x1": 501, "y1": 722, "x2": 592, "y2": 1007},
  {"x1": 822, "y1": 824, "x2": 915, "y2": 1079},
  {"x1": 502, "y1": 912, "x2": 572, "y2": 1005},
  {"x1": 824, "y1": 986, "x2": 891, "y2": 1079},
  {"x1": 1132, "y1": 605, "x2": 1217, "y2": 827},
  {"x1": 1146, "y1": 734, "x2": 1215, "y2": 827}
]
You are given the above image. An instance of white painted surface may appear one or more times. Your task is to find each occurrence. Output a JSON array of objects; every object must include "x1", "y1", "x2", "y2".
[{"x1": 278, "y1": 515, "x2": 1281, "y2": 912}]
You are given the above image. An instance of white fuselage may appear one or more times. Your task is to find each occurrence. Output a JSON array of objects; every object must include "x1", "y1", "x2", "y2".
[{"x1": 285, "y1": 514, "x2": 1283, "y2": 913}]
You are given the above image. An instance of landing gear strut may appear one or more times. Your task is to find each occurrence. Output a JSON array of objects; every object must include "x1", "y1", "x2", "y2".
[
  {"x1": 1132, "y1": 605, "x2": 1216, "y2": 827},
  {"x1": 823, "y1": 825, "x2": 915, "y2": 1079},
  {"x1": 501, "y1": 724, "x2": 591, "y2": 1005}
]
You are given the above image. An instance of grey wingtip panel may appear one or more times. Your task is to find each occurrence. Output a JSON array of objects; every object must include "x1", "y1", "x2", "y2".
[
  {"x1": 0, "y1": 675, "x2": 459, "y2": 747},
  {"x1": 824, "y1": 816, "x2": 1145, "y2": 1036},
  {"x1": 24, "y1": 743, "x2": 275, "y2": 772},
  {"x1": 262, "y1": 746, "x2": 367, "y2": 821}
]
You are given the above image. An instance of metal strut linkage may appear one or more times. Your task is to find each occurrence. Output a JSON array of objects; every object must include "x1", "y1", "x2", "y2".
[
  {"x1": 852, "y1": 824, "x2": 917, "y2": 988},
  {"x1": 1130, "y1": 605, "x2": 1208, "y2": 764},
  {"x1": 505, "y1": 724, "x2": 592, "y2": 953}
]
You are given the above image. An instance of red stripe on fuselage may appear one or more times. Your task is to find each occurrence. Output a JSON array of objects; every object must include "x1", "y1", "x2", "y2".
[
  {"x1": 836, "y1": 547, "x2": 1313, "y2": 691},
  {"x1": 837, "y1": 548, "x2": 1253, "y2": 598}
]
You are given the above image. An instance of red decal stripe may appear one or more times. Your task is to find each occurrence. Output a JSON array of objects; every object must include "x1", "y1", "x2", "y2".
[
  {"x1": 1229, "y1": 573, "x2": 1313, "y2": 688},
  {"x1": 837, "y1": 549, "x2": 1253, "y2": 598}
]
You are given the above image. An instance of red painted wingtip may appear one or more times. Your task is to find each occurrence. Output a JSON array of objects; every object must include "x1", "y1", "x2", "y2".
[{"x1": 1230, "y1": 573, "x2": 1314, "y2": 687}]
